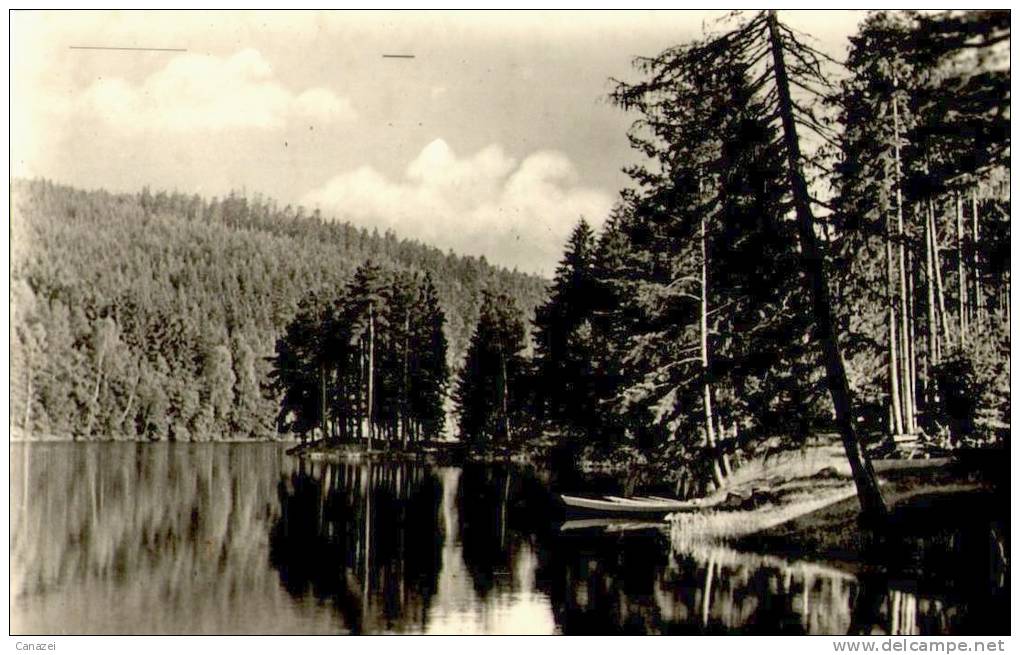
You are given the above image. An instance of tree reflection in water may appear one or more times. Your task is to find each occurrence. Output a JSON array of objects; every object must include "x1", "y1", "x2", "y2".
[
  {"x1": 269, "y1": 459, "x2": 443, "y2": 633},
  {"x1": 10, "y1": 444, "x2": 1007, "y2": 635},
  {"x1": 268, "y1": 459, "x2": 1004, "y2": 635},
  {"x1": 11, "y1": 443, "x2": 339, "y2": 634}
]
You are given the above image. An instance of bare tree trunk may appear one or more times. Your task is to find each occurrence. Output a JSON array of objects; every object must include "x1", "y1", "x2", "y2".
[
  {"x1": 767, "y1": 10, "x2": 887, "y2": 521},
  {"x1": 956, "y1": 193, "x2": 967, "y2": 346},
  {"x1": 499, "y1": 340, "x2": 511, "y2": 444},
  {"x1": 356, "y1": 342, "x2": 364, "y2": 442},
  {"x1": 367, "y1": 307, "x2": 375, "y2": 451},
  {"x1": 925, "y1": 201, "x2": 940, "y2": 369},
  {"x1": 892, "y1": 90, "x2": 915, "y2": 434},
  {"x1": 118, "y1": 381, "x2": 136, "y2": 433},
  {"x1": 1005, "y1": 275, "x2": 1011, "y2": 330},
  {"x1": 886, "y1": 212, "x2": 905, "y2": 436},
  {"x1": 929, "y1": 200, "x2": 951, "y2": 350},
  {"x1": 971, "y1": 188, "x2": 983, "y2": 324},
  {"x1": 402, "y1": 314, "x2": 410, "y2": 450},
  {"x1": 714, "y1": 407, "x2": 733, "y2": 477},
  {"x1": 319, "y1": 364, "x2": 327, "y2": 442},
  {"x1": 701, "y1": 212, "x2": 725, "y2": 488},
  {"x1": 907, "y1": 250, "x2": 919, "y2": 432}
]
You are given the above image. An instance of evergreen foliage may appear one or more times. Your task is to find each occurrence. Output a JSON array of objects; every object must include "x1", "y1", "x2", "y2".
[
  {"x1": 453, "y1": 290, "x2": 531, "y2": 446},
  {"x1": 270, "y1": 262, "x2": 451, "y2": 444},
  {"x1": 531, "y1": 219, "x2": 599, "y2": 438},
  {"x1": 530, "y1": 9, "x2": 1007, "y2": 514},
  {"x1": 10, "y1": 9, "x2": 1008, "y2": 495}
]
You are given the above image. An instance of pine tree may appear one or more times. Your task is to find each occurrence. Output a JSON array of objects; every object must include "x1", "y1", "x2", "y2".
[
  {"x1": 346, "y1": 261, "x2": 389, "y2": 449},
  {"x1": 411, "y1": 273, "x2": 450, "y2": 442},
  {"x1": 381, "y1": 271, "x2": 419, "y2": 445}
]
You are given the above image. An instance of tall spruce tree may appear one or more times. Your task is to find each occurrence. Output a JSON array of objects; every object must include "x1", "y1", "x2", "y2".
[
  {"x1": 607, "y1": 51, "x2": 819, "y2": 488},
  {"x1": 609, "y1": 10, "x2": 890, "y2": 519},
  {"x1": 532, "y1": 219, "x2": 599, "y2": 439}
]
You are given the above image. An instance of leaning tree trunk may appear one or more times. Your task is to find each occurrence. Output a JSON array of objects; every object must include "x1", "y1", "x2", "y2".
[
  {"x1": 83, "y1": 349, "x2": 107, "y2": 438},
  {"x1": 767, "y1": 11, "x2": 887, "y2": 521}
]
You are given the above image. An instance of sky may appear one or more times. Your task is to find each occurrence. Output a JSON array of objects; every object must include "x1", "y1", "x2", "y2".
[{"x1": 11, "y1": 10, "x2": 868, "y2": 276}]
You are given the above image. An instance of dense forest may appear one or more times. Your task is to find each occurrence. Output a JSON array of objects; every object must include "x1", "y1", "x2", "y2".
[
  {"x1": 9, "y1": 10, "x2": 1010, "y2": 508},
  {"x1": 10, "y1": 179, "x2": 548, "y2": 440}
]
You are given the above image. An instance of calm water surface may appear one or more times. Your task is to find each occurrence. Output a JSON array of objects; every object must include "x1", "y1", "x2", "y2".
[{"x1": 10, "y1": 443, "x2": 1007, "y2": 635}]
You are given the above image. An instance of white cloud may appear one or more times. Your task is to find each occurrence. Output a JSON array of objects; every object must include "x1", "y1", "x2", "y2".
[
  {"x1": 302, "y1": 139, "x2": 615, "y2": 275},
  {"x1": 74, "y1": 48, "x2": 356, "y2": 132}
]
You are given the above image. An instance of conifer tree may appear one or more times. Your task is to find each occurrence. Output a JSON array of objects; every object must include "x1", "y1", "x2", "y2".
[
  {"x1": 346, "y1": 261, "x2": 389, "y2": 449},
  {"x1": 454, "y1": 290, "x2": 528, "y2": 446},
  {"x1": 532, "y1": 218, "x2": 598, "y2": 439},
  {"x1": 609, "y1": 10, "x2": 890, "y2": 518},
  {"x1": 411, "y1": 273, "x2": 450, "y2": 441}
]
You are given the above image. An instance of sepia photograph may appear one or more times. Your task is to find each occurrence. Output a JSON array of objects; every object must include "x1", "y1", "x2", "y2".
[{"x1": 7, "y1": 8, "x2": 1011, "y2": 639}]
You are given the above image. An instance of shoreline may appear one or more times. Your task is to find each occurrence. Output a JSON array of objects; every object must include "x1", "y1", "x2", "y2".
[{"x1": 669, "y1": 458, "x2": 1003, "y2": 578}]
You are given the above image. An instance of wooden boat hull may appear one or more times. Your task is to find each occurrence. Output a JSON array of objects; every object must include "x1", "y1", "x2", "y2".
[{"x1": 559, "y1": 494, "x2": 699, "y2": 516}]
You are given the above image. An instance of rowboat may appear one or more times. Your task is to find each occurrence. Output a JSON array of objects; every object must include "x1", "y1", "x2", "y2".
[{"x1": 559, "y1": 494, "x2": 702, "y2": 516}]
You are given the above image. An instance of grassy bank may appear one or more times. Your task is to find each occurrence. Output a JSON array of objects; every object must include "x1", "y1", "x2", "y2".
[
  {"x1": 666, "y1": 446, "x2": 1004, "y2": 576},
  {"x1": 732, "y1": 464, "x2": 1005, "y2": 567}
]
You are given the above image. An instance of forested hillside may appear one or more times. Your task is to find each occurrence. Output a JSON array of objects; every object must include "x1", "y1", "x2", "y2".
[{"x1": 10, "y1": 180, "x2": 548, "y2": 440}]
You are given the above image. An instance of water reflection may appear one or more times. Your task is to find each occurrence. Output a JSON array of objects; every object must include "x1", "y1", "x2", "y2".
[
  {"x1": 10, "y1": 444, "x2": 1007, "y2": 635},
  {"x1": 11, "y1": 442, "x2": 338, "y2": 634}
]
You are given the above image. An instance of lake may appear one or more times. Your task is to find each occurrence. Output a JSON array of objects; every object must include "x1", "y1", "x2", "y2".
[{"x1": 10, "y1": 443, "x2": 1008, "y2": 635}]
